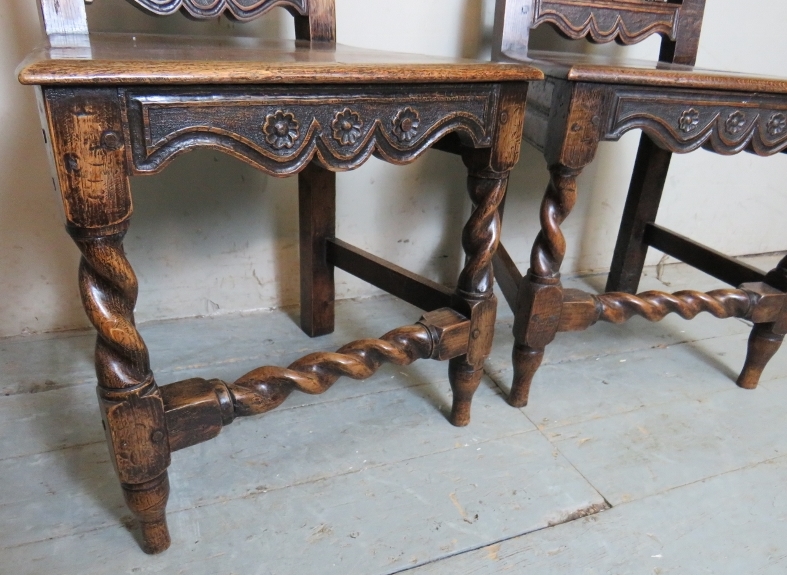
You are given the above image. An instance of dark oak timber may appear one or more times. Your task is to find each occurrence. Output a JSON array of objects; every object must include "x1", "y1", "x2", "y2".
[
  {"x1": 605, "y1": 133, "x2": 672, "y2": 294},
  {"x1": 493, "y1": 0, "x2": 787, "y2": 408},
  {"x1": 299, "y1": 162, "x2": 336, "y2": 337},
  {"x1": 25, "y1": 0, "x2": 538, "y2": 555},
  {"x1": 643, "y1": 224, "x2": 768, "y2": 288},
  {"x1": 327, "y1": 239, "x2": 455, "y2": 312}
]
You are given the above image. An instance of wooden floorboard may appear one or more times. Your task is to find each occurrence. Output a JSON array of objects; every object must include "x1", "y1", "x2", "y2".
[
  {"x1": 405, "y1": 453, "x2": 787, "y2": 574},
  {"x1": 2, "y1": 433, "x2": 605, "y2": 575},
  {"x1": 1, "y1": 255, "x2": 785, "y2": 573}
]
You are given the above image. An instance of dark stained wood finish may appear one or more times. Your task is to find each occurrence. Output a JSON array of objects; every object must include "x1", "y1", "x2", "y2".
[
  {"x1": 326, "y1": 239, "x2": 455, "y2": 312},
  {"x1": 294, "y1": 0, "x2": 336, "y2": 42},
  {"x1": 132, "y1": 0, "x2": 307, "y2": 21},
  {"x1": 160, "y1": 378, "x2": 234, "y2": 451},
  {"x1": 738, "y1": 259, "x2": 787, "y2": 389},
  {"x1": 122, "y1": 84, "x2": 501, "y2": 176},
  {"x1": 509, "y1": 52, "x2": 787, "y2": 94},
  {"x1": 44, "y1": 84, "x2": 173, "y2": 553},
  {"x1": 493, "y1": 0, "x2": 705, "y2": 62},
  {"x1": 18, "y1": 35, "x2": 542, "y2": 86},
  {"x1": 299, "y1": 163, "x2": 336, "y2": 337},
  {"x1": 492, "y1": 0, "x2": 787, "y2": 408},
  {"x1": 605, "y1": 133, "x2": 672, "y2": 293},
  {"x1": 642, "y1": 224, "x2": 768, "y2": 288},
  {"x1": 491, "y1": 242, "x2": 522, "y2": 312},
  {"x1": 26, "y1": 0, "x2": 537, "y2": 554},
  {"x1": 738, "y1": 323, "x2": 786, "y2": 390},
  {"x1": 160, "y1": 308, "x2": 471, "y2": 448}
]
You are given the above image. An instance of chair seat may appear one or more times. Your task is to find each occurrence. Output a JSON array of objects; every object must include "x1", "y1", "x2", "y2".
[
  {"x1": 18, "y1": 33, "x2": 542, "y2": 86},
  {"x1": 507, "y1": 49, "x2": 787, "y2": 94}
]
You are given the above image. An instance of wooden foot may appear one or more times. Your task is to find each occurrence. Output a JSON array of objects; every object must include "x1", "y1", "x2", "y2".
[
  {"x1": 48, "y1": 88, "x2": 173, "y2": 554},
  {"x1": 72, "y1": 225, "x2": 172, "y2": 554},
  {"x1": 737, "y1": 323, "x2": 785, "y2": 389},
  {"x1": 123, "y1": 473, "x2": 171, "y2": 554},
  {"x1": 508, "y1": 163, "x2": 580, "y2": 407},
  {"x1": 299, "y1": 162, "x2": 336, "y2": 337},
  {"x1": 509, "y1": 343, "x2": 543, "y2": 408},
  {"x1": 738, "y1": 257, "x2": 787, "y2": 389},
  {"x1": 448, "y1": 357, "x2": 483, "y2": 427}
]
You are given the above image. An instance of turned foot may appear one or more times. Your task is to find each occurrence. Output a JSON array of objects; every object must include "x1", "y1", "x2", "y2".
[
  {"x1": 448, "y1": 357, "x2": 483, "y2": 427},
  {"x1": 737, "y1": 323, "x2": 784, "y2": 390},
  {"x1": 509, "y1": 343, "x2": 543, "y2": 407},
  {"x1": 123, "y1": 473, "x2": 171, "y2": 554}
]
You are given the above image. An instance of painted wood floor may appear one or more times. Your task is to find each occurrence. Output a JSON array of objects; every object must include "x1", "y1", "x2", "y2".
[{"x1": 1, "y1": 256, "x2": 785, "y2": 574}]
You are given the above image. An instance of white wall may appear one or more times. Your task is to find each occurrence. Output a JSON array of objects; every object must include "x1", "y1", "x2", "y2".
[{"x1": 1, "y1": 0, "x2": 786, "y2": 338}]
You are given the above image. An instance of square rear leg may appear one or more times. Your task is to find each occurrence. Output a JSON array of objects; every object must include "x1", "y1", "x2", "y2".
[{"x1": 299, "y1": 162, "x2": 336, "y2": 337}]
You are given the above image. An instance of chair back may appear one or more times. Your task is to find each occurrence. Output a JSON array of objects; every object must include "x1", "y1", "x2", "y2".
[
  {"x1": 37, "y1": 0, "x2": 336, "y2": 43},
  {"x1": 493, "y1": 0, "x2": 706, "y2": 65}
]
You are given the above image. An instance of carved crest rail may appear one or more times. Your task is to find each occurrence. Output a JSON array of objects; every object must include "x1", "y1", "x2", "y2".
[{"x1": 131, "y1": 0, "x2": 308, "y2": 20}]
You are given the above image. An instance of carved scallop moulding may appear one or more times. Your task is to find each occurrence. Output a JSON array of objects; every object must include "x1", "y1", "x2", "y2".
[
  {"x1": 131, "y1": 0, "x2": 307, "y2": 20},
  {"x1": 125, "y1": 86, "x2": 497, "y2": 175},
  {"x1": 607, "y1": 90, "x2": 787, "y2": 156},
  {"x1": 533, "y1": 0, "x2": 679, "y2": 44}
]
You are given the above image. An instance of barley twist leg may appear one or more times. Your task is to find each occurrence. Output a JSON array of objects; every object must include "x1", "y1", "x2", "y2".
[
  {"x1": 510, "y1": 165, "x2": 579, "y2": 407},
  {"x1": 71, "y1": 225, "x2": 171, "y2": 554},
  {"x1": 449, "y1": 171, "x2": 507, "y2": 426}
]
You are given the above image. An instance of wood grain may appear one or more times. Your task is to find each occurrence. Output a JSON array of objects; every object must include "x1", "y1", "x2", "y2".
[
  {"x1": 44, "y1": 88, "x2": 131, "y2": 229},
  {"x1": 19, "y1": 36, "x2": 542, "y2": 86},
  {"x1": 511, "y1": 51, "x2": 787, "y2": 95},
  {"x1": 299, "y1": 162, "x2": 336, "y2": 337},
  {"x1": 23, "y1": 0, "x2": 539, "y2": 553},
  {"x1": 493, "y1": 0, "x2": 787, "y2": 408},
  {"x1": 158, "y1": 309, "x2": 472, "y2": 451},
  {"x1": 123, "y1": 84, "x2": 500, "y2": 176}
]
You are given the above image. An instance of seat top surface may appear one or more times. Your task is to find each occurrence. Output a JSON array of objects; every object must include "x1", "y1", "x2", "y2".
[
  {"x1": 504, "y1": 49, "x2": 787, "y2": 95},
  {"x1": 18, "y1": 33, "x2": 542, "y2": 86}
]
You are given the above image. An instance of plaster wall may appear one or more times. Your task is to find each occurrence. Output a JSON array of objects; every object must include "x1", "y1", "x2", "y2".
[{"x1": 0, "y1": 0, "x2": 785, "y2": 338}]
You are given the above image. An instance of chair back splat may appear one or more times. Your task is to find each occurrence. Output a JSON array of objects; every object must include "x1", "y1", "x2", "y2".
[
  {"x1": 493, "y1": 0, "x2": 705, "y2": 65},
  {"x1": 37, "y1": 0, "x2": 336, "y2": 42}
]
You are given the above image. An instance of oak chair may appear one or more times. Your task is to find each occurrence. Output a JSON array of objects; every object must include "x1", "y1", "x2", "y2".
[
  {"x1": 19, "y1": 0, "x2": 540, "y2": 553},
  {"x1": 491, "y1": 0, "x2": 787, "y2": 407}
]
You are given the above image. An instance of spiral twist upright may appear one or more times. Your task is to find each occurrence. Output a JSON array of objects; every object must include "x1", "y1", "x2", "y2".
[
  {"x1": 73, "y1": 229, "x2": 153, "y2": 391},
  {"x1": 226, "y1": 324, "x2": 434, "y2": 417},
  {"x1": 596, "y1": 289, "x2": 753, "y2": 324},
  {"x1": 530, "y1": 166, "x2": 579, "y2": 280},
  {"x1": 71, "y1": 226, "x2": 170, "y2": 554},
  {"x1": 457, "y1": 173, "x2": 507, "y2": 297}
]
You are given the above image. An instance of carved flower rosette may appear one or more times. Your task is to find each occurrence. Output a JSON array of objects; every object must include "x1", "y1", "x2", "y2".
[
  {"x1": 263, "y1": 110, "x2": 299, "y2": 150},
  {"x1": 725, "y1": 111, "x2": 746, "y2": 135},
  {"x1": 678, "y1": 108, "x2": 700, "y2": 133},
  {"x1": 332, "y1": 108, "x2": 364, "y2": 146},
  {"x1": 767, "y1": 113, "x2": 787, "y2": 137},
  {"x1": 392, "y1": 107, "x2": 421, "y2": 143}
]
